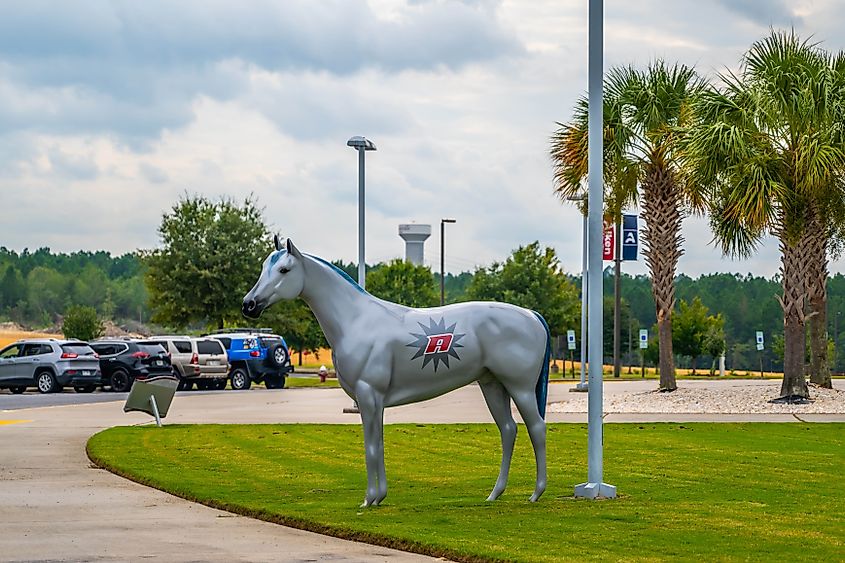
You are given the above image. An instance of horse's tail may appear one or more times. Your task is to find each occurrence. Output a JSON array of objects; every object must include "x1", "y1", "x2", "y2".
[{"x1": 532, "y1": 311, "x2": 551, "y2": 420}]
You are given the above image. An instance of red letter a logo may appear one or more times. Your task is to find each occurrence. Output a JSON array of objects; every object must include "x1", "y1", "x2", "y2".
[{"x1": 424, "y1": 334, "x2": 453, "y2": 354}]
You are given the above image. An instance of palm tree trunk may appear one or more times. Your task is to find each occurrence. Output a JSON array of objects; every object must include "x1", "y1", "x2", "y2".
[
  {"x1": 778, "y1": 234, "x2": 810, "y2": 400},
  {"x1": 641, "y1": 162, "x2": 682, "y2": 391},
  {"x1": 805, "y1": 205, "x2": 832, "y2": 388}
]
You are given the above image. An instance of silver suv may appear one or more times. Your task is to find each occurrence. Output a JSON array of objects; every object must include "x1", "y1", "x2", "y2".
[
  {"x1": 0, "y1": 339, "x2": 101, "y2": 394},
  {"x1": 145, "y1": 336, "x2": 229, "y2": 391}
]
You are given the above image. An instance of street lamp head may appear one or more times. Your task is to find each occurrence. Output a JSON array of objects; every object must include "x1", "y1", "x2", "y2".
[
  {"x1": 441, "y1": 218, "x2": 456, "y2": 224},
  {"x1": 565, "y1": 194, "x2": 587, "y2": 202},
  {"x1": 347, "y1": 136, "x2": 377, "y2": 151}
]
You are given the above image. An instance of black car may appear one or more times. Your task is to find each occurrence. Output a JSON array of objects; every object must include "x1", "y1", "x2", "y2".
[{"x1": 89, "y1": 340, "x2": 173, "y2": 392}]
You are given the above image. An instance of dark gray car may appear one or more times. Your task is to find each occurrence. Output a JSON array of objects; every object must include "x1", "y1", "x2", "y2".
[{"x1": 0, "y1": 339, "x2": 101, "y2": 394}]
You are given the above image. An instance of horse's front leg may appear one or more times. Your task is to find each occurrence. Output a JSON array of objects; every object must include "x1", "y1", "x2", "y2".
[{"x1": 355, "y1": 380, "x2": 386, "y2": 507}]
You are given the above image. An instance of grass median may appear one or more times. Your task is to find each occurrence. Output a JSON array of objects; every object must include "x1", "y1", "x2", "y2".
[{"x1": 88, "y1": 423, "x2": 843, "y2": 562}]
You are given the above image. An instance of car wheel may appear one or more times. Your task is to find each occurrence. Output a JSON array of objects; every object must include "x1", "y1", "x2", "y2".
[
  {"x1": 266, "y1": 375, "x2": 286, "y2": 389},
  {"x1": 268, "y1": 344, "x2": 288, "y2": 368},
  {"x1": 37, "y1": 371, "x2": 58, "y2": 394},
  {"x1": 74, "y1": 385, "x2": 96, "y2": 393},
  {"x1": 9, "y1": 386, "x2": 26, "y2": 394},
  {"x1": 230, "y1": 368, "x2": 251, "y2": 390},
  {"x1": 110, "y1": 369, "x2": 133, "y2": 393}
]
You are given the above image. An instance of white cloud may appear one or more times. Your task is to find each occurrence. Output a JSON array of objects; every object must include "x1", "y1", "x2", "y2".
[{"x1": 1, "y1": 0, "x2": 844, "y2": 281}]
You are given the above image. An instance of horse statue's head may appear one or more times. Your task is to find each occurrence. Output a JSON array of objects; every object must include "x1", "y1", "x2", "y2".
[{"x1": 242, "y1": 235, "x2": 305, "y2": 319}]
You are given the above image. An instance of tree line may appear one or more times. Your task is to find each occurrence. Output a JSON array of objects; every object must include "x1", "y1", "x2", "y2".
[
  {"x1": 0, "y1": 247, "x2": 147, "y2": 328},
  {"x1": 551, "y1": 30, "x2": 845, "y2": 399},
  {"x1": 4, "y1": 195, "x2": 845, "y2": 375}
]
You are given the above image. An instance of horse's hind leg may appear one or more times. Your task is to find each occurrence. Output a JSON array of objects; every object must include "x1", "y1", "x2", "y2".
[
  {"x1": 508, "y1": 386, "x2": 547, "y2": 502},
  {"x1": 479, "y1": 377, "x2": 517, "y2": 501}
]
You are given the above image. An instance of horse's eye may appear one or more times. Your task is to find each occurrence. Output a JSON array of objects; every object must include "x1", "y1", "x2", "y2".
[{"x1": 279, "y1": 267, "x2": 290, "y2": 274}]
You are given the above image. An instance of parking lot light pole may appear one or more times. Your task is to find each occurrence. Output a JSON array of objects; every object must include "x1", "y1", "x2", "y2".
[
  {"x1": 440, "y1": 218, "x2": 456, "y2": 306},
  {"x1": 566, "y1": 194, "x2": 588, "y2": 392},
  {"x1": 344, "y1": 136, "x2": 375, "y2": 415},
  {"x1": 347, "y1": 136, "x2": 376, "y2": 289}
]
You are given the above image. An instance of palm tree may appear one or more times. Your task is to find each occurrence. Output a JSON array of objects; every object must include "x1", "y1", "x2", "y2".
[
  {"x1": 551, "y1": 61, "x2": 705, "y2": 391},
  {"x1": 684, "y1": 31, "x2": 845, "y2": 399},
  {"x1": 806, "y1": 50, "x2": 845, "y2": 389}
]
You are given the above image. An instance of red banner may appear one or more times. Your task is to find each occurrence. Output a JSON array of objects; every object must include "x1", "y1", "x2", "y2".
[{"x1": 602, "y1": 220, "x2": 615, "y2": 261}]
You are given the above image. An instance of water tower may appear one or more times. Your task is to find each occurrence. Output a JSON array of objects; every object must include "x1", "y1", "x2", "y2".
[{"x1": 398, "y1": 223, "x2": 431, "y2": 265}]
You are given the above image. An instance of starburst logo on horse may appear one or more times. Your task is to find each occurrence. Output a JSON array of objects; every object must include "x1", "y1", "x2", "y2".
[{"x1": 406, "y1": 317, "x2": 466, "y2": 371}]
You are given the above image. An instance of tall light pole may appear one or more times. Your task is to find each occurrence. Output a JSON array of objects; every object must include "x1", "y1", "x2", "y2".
[
  {"x1": 575, "y1": 0, "x2": 616, "y2": 500},
  {"x1": 344, "y1": 136, "x2": 375, "y2": 415},
  {"x1": 347, "y1": 136, "x2": 376, "y2": 289},
  {"x1": 567, "y1": 194, "x2": 588, "y2": 392},
  {"x1": 440, "y1": 218, "x2": 456, "y2": 306}
]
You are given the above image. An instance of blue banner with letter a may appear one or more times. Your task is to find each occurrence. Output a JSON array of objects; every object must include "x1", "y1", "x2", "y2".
[{"x1": 622, "y1": 214, "x2": 638, "y2": 261}]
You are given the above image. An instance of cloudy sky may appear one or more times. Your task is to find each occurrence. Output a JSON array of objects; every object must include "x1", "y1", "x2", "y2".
[{"x1": 1, "y1": 0, "x2": 843, "y2": 277}]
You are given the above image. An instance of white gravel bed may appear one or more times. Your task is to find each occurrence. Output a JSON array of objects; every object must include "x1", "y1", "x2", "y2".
[{"x1": 548, "y1": 382, "x2": 845, "y2": 414}]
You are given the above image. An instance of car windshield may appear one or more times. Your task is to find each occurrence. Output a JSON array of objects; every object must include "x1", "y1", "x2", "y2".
[
  {"x1": 136, "y1": 343, "x2": 167, "y2": 355},
  {"x1": 61, "y1": 343, "x2": 96, "y2": 356}
]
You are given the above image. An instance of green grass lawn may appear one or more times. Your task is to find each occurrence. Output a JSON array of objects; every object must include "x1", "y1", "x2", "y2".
[
  {"x1": 284, "y1": 376, "x2": 340, "y2": 389},
  {"x1": 88, "y1": 423, "x2": 844, "y2": 562}
]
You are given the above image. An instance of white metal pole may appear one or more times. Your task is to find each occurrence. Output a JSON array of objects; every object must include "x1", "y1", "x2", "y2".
[
  {"x1": 575, "y1": 0, "x2": 616, "y2": 499},
  {"x1": 149, "y1": 395, "x2": 162, "y2": 427},
  {"x1": 578, "y1": 213, "x2": 588, "y2": 389},
  {"x1": 357, "y1": 148, "x2": 366, "y2": 290}
]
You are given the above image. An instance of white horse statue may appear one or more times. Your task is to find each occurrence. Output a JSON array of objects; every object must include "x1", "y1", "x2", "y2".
[{"x1": 243, "y1": 236, "x2": 551, "y2": 507}]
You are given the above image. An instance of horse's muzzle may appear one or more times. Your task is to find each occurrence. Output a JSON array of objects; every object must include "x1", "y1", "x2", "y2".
[{"x1": 242, "y1": 299, "x2": 264, "y2": 319}]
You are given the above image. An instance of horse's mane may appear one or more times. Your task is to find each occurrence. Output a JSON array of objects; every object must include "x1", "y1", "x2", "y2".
[{"x1": 306, "y1": 254, "x2": 367, "y2": 295}]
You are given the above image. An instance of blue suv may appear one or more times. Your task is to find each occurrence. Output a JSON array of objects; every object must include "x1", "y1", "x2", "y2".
[{"x1": 209, "y1": 329, "x2": 292, "y2": 390}]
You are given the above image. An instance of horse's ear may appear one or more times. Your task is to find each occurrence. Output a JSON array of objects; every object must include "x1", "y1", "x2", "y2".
[
  {"x1": 274, "y1": 234, "x2": 283, "y2": 251},
  {"x1": 286, "y1": 238, "x2": 303, "y2": 260}
]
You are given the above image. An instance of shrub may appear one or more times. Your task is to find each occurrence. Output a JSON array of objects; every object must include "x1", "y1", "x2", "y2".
[{"x1": 62, "y1": 305, "x2": 104, "y2": 341}]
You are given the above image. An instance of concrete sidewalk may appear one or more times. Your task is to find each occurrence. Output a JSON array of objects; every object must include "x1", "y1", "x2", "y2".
[{"x1": 1, "y1": 382, "x2": 841, "y2": 563}]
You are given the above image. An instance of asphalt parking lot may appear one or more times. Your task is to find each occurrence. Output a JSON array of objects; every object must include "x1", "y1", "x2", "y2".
[{"x1": 0, "y1": 387, "x2": 223, "y2": 410}]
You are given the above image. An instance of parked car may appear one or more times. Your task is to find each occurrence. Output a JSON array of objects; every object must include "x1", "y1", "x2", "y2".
[
  {"x1": 0, "y1": 339, "x2": 101, "y2": 394},
  {"x1": 143, "y1": 336, "x2": 229, "y2": 391},
  {"x1": 89, "y1": 339, "x2": 173, "y2": 392},
  {"x1": 209, "y1": 328, "x2": 292, "y2": 390}
]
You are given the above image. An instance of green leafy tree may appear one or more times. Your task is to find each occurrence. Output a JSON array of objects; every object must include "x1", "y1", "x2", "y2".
[
  {"x1": 143, "y1": 195, "x2": 270, "y2": 330},
  {"x1": 466, "y1": 242, "x2": 579, "y2": 336},
  {"x1": 672, "y1": 298, "x2": 710, "y2": 374},
  {"x1": 262, "y1": 299, "x2": 327, "y2": 366},
  {"x1": 27, "y1": 266, "x2": 68, "y2": 323},
  {"x1": 366, "y1": 259, "x2": 438, "y2": 308},
  {"x1": 0, "y1": 265, "x2": 25, "y2": 311},
  {"x1": 602, "y1": 296, "x2": 632, "y2": 358},
  {"x1": 703, "y1": 316, "x2": 727, "y2": 375},
  {"x1": 73, "y1": 264, "x2": 109, "y2": 310},
  {"x1": 62, "y1": 305, "x2": 104, "y2": 341}
]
